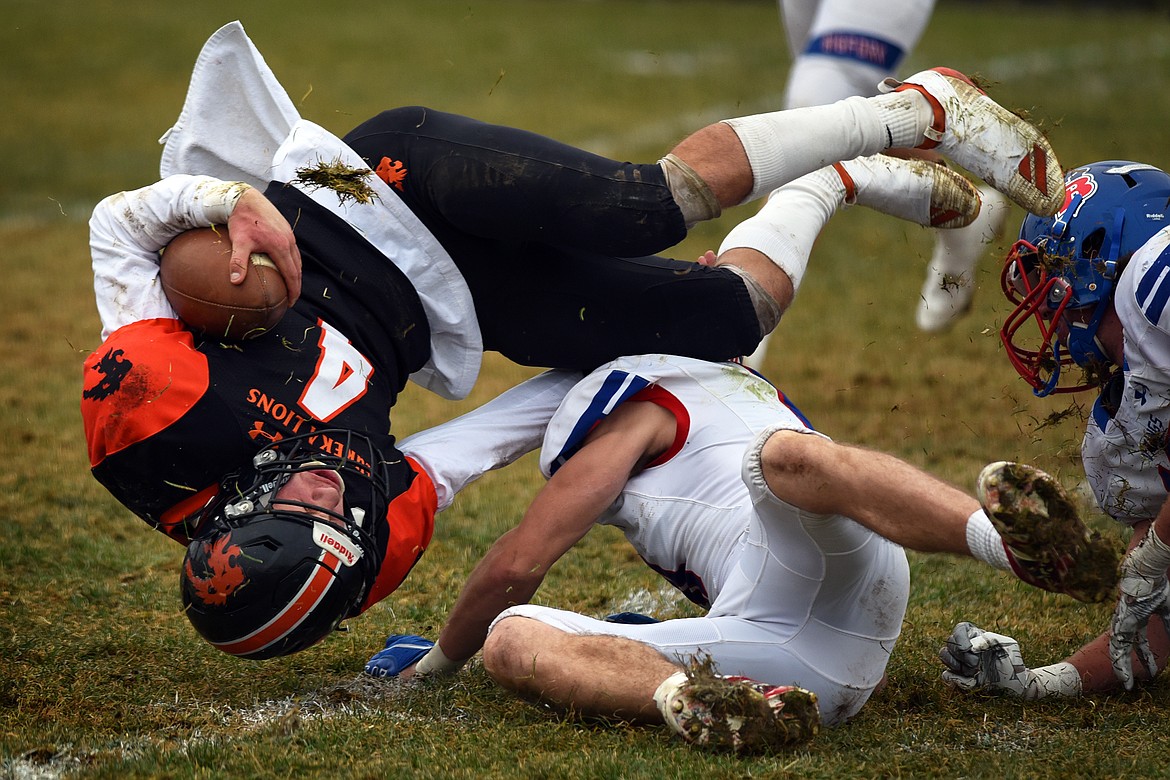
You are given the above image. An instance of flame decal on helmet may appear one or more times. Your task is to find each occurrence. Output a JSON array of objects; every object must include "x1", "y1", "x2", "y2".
[
  {"x1": 185, "y1": 535, "x2": 247, "y2": 606},
  {"x1": 1050, "y1": 172, "x2": 1098, "y2": 241}
]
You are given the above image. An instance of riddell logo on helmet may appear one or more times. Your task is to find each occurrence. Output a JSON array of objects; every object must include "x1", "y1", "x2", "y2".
[{"x1": 313, "y1": 522, "x2": 362, "y2": 567}]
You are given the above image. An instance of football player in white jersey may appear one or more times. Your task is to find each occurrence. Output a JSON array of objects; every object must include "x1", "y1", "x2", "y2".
[
  {"x1": 939, "y1": 161, "x2": 1170, "y2": 699},
  {"x1": 744, "y1": 0, "x2": 1013, "y2": 373},
  {"x1": 362, "y1": 161, "x2": 1116, "y2": 752}
]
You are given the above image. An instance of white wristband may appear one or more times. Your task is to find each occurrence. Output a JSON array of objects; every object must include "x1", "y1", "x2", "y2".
[
  {"x1": 1128, "y1": 525, "x2": 1170, "y2": 579},
  {"x1": 413, "y1": 644, "x2": 466, "y2": 676},
  {"x1": 1023, "y1": 662, "x2": 1081, "y2": 700}
]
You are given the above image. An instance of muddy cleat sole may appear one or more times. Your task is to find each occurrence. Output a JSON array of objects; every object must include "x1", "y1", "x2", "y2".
[
  {"x1": 654, "y1": 661, "x2": 820, "y2": 753},
  {"x1": 882, "y1": 68, "x2": 1064, "y2": 216},
  {"x1": 834, "y1": 154, "x2": 981, "y2": 229},
  {"x1": 977, "y1": 461, "x2": 1120, "y2": 602}
]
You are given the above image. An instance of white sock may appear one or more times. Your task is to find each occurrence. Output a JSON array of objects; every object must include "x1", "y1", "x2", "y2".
[
  {"x1": 722, "y1": 96, "x2": 889, "y2": 204},
  {"x1": 930, "y1": 185, "x2": 1009, "y2": 276},
  {"x1": 869, "y1": 89, "x2": 931, "y2": 150},
  {"x1": 652, "y1": 670, "x2": 689, "y2": 715},
  {"x1": 717, "y1": 167, "x2": 845, "y2": 296},
  {"x1": 965, "y1": 509, "x2": 1011, "y2": 570}
]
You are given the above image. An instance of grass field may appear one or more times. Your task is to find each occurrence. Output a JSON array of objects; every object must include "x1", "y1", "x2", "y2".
[{"x1": 4, "y1": 1, "x2": 1170, "y2": 777}]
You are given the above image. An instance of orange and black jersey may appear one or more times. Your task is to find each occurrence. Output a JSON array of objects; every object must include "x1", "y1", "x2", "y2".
[
  {"x1": 85, "y1": 106, "x2": 767, "y2": 614},
  {"x1": 82, "y1": 186, "x2": 436, "y2": 604}
]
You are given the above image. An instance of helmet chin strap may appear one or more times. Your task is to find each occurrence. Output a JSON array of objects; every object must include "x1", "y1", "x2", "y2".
[
  {"x1": 1066, "y1": 305, "x2": 1112, "y2": 367},
  {"x1": 1034, "y1": 340, "x2": 1065, "y2": 398}
]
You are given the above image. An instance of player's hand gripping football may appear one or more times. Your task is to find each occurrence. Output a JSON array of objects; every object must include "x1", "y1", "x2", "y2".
[
  {"x1": 227, "y1": 188, "x2": 302, "y2": 304},
  {"x1": 939, "y1": 622, "x2": 1035, "y2": 697}
]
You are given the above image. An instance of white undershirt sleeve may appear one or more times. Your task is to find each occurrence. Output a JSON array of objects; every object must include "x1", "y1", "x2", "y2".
[
  {"x1": 399, "y1": 370, "x2": 582, "y2": 511},
  {"x1": 89, "y1": 175, "x2": 251, "y2": 340}
]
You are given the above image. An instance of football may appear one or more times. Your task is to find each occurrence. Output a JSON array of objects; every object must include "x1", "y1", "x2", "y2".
[{"x1": 160, "y1": 227, "x2": 290, "y2": 340}]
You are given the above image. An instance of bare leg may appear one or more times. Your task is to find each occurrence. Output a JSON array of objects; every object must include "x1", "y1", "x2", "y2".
[
  {"x1": 761, "y1": 429, "x2": 979, "y2": 555},
  {"x1": 482, "y1": 616, "x2": 678, "y2": 723},
  {"x1": 667, "y1": 98, "x2": 890, "y2": 211},
  {"x1": 669, "y1": 122, "x2": 755, "y2": 208},
  {"x1": 712, "y1": 247, "x2": 795, "y2": 315}
]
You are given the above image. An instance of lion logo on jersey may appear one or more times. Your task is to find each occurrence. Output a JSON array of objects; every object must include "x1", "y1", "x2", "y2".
[
  {"x1": 184, "y1": 535, "x2": 248, "y2": 606},
  {"x1": 82, "y1": 348, "x2": 132, "y2": 401}
]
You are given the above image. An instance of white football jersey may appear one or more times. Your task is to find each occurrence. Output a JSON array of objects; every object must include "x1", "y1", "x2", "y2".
[
  {"x1": 540, "y1": 354, "x2": 818, "y2": 607},
  {"x1": 509, "y1": 353, "x2": 908, "y2": 724},
  {"x1": 1083, "y1": 228, "x2": 1170, "y2": 524}
]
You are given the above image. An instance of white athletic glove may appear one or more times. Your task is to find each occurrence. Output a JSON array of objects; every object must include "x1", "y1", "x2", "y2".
[
  {"x1": 940, "y1": 622, "x2": 1082, "y2": 700},
  {"x1": 940, "y1": 622, "x2": 1034, "y2": 697},
  {"x1": 1108, "y1": 525, "x2": 1170, "y2": 690}
]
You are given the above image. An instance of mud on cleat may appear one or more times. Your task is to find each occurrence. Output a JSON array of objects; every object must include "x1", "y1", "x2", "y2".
[
  {"x1": 881, "y1": 68, "x2": 1064, "y2": 216},
  {"x1": 653, "y1": 659, "x2": 820, "y2": 753},
  {"x1": 977, "y1": 460, "x2": 1120, "y2": 602},
  {"x1": 833, "y1": 154, "x2": 981, "y2": 229}
]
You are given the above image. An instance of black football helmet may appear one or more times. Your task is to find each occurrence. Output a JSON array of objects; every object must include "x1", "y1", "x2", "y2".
[{"x1": 181, "y1": 429, "x2": 386, "y2": 659}]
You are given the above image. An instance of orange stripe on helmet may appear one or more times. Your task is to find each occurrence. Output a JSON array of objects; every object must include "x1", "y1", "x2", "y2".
[{"x1": 213, "y1": 550, "x2": 341, "y2": 657}]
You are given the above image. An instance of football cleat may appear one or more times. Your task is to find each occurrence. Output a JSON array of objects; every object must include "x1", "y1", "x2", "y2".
[
  {"x1": 916, "y1": 186, "x2": 1012, "y2": 333},
  {"x1": 833, "y1": 154, "x2": 981, "y2": 229},
  {"x1": 654, "y1": 663, "x2": 820, "y2": 753},
  {"x1": 977, "y1": 461, "x2": 1119, "y2": 602},
  {"x1": 881, "y1": 68, "x2": 1064, "y2": 216}
]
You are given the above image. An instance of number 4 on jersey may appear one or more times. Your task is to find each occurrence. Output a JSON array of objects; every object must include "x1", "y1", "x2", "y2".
[{"x1": 299, "y1": 320, "x2": 374, "y2": 421}]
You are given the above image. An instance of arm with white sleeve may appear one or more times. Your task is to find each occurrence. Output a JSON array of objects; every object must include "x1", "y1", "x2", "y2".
[
  {"x1": 397, "y1": 369, "x2": 584, "y2": 513},
  {"x1": 89, "y1": 175, "x2": 300, "y2": 340}
]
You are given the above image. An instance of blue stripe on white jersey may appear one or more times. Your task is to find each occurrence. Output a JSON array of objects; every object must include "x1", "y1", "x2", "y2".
[
  {"x1": 1135, "y1": 245, "x2": 1170, "y2": 327},
  {"x1": 549, "y1": 370, "x2": 651, "y2": 474}
]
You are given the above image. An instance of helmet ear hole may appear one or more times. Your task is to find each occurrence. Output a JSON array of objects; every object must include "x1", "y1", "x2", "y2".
[{"x1": 1080, "y1": 227, "x2": 1106, "y2": 260}]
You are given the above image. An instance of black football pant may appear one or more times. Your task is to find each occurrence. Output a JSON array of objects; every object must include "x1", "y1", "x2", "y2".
[{"x1": 343, "y1": 106, "x2": 760, "y2": 370}]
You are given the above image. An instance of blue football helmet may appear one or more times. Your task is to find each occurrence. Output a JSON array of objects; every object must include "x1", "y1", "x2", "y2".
[{"x1": 1000, "y1": 161, "x2": 1170, "y2": 396}]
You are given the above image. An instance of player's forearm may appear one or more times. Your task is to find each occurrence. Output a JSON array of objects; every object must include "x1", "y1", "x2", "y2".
[
  {"x1": 1152, "y1": 498, "x2": 1170, "y2": 549},
  {"x1": 434, "y1": 472, "x2": 612, "y2": 663},
  {"x1": 435, "y1": 536, "x2": 548, "y2": 664}
]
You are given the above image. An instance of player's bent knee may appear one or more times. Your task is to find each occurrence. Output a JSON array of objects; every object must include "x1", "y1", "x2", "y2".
[
  {"x1": 482, "y1": 616, "x2": 536, "y2": 685},
  {"x1": 761, "y1": 428, "x2": 833, "y2": 479}
]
